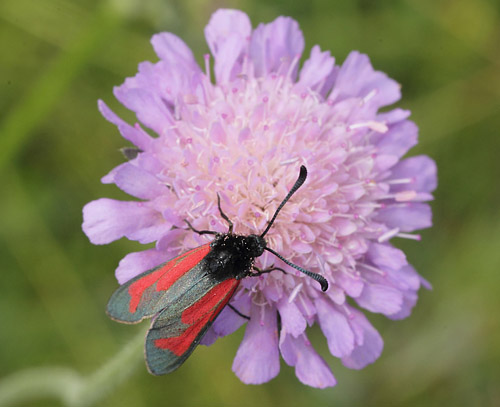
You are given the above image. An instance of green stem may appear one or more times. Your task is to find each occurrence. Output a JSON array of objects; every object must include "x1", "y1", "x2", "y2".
[{"x1": 0, "y1": 328, "x2": 146, "y2": 407}]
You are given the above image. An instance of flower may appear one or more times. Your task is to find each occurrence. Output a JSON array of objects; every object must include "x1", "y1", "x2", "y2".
[{"x1": 83, "y1": 9, "x2": 436, "y2": 388}]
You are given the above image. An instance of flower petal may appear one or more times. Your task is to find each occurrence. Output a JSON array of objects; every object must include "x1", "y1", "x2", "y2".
[
  {"x1": 250, "y1": 16, "x2": 304, "y2": 78},
  {"x1": 375, "y1": 203, "x2": 433, "y2": 232},
  {"x1": 387, "y1": 264, "x2": 421, "y2": 291},
  {"x1": 205, "y1": 9, "x2": 251, "y2": 83},
  {"x1": 113, "y1": 86, "x2": 173, "y2": 135},
  {"x1": 336, "y1": 270, "x2": 364, "y2": 298},
  {"x1": 389, "y1": 155, "x2": 437, "y2": 194},
  {"x1": 377, "y1": 108, "x2": 411, "y2": 124},
  {"x1": 276, "y1": 296, "x2": 307, "y2": 337},
  {"x1": 212, "y1": 294, "x2": 251, "y2": 337},
  {"x1": 111, "y1": 163, "x2": 166, "y2": 200},
  {"x1": 373, "y1": 120, "x2": 418, "y2": 159},
  {"x1": 299, "y1": 45, "x2": 336, "y2": 94},
  {"x1": 367, "y1": 242, "x2": 408, "y2": 271},
  {"x1": 329, "y1": 51, "x2": 401, "y2": 109},
  {"x1": 280, "y1": 332, "x2": 336, "y2": 388},
  {"x1": 387, "y1": 290, "x2": 418, "y2": 320},
  {"x1": 115, "y1": 248, "x2": 167, "y2": 284},
  {"x1": 200, "y1": 295, "x2": 251, "y2": 347},
  {"x1": 342, "y1": 308, "x2": 383, "y2": 369},
  {"x1": 232, "y1": 305, "x2": 280, "y2": 384},
  {"x1": 82, "y1": 198, "x2": 170, "y2": 244},
  {"x1": 199, "y1": 327, "x2": 218, "y2": 346},
  {"x1": 97, "y1": 100, "x2": 152, "y2": 150},
  {"x1": 356, "y1": 282, "x2": 403, "y2": 315},
  {"x1": 316, "y1": 298, "x2": 355, "y2": 357},
  {"x1": 151, "y1": 32, "x2": 199, "y2": 72}
]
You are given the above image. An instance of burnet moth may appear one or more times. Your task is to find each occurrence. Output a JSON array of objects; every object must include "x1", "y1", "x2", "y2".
[{"x1": 106, "y1": 165, "x2": 328, "y2": 375}]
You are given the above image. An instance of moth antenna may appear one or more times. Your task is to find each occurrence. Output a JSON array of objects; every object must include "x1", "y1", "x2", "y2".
[
  {"x1": 260, "y1": 165, "x2": 307, "y2": 238},
  {"x1": 265, "y1": 247, "x2": 329, "y2": 292},
  {"x1": 260, "y1": 165, "x2": 328, "y2": 291},
  {"x1": 217, "y1": 193, "x2": 233, "y2": 234}
]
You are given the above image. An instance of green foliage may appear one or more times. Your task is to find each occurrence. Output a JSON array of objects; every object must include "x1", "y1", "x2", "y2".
[{"x1": 1, "y1": 0, "x2": 499, "y2": 405}]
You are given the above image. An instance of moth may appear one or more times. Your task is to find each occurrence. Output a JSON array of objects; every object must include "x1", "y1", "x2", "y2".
[{"x1": 107, "y1": 166, "x2": 328, "y2": 375}]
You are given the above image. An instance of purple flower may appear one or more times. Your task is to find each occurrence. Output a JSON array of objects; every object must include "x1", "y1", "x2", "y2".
[{"x1": 83, "y1": 9, "x2": 436, "y2": 388}]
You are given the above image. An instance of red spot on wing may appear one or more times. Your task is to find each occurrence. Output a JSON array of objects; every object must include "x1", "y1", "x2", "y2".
[
  {"x1": 156, "y1": 245, "x2": 210, "y2": 291},
  {"x1": 128, "y1": 244, "x2": 211, "y2": 314},
  {"x1": 154, "y1": 279, "x2": 239, "y2": 356},
  {"x1": 128, "y1": 268, "x2": 164, "y2": 314}
]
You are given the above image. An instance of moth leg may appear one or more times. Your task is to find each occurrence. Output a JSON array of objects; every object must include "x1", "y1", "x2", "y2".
[
  {"x1": 184, "y1": 220, "x2": 217, "y2": 235},
  {"x1": 251, "y1": 265, "x2": 287, "y2": 276},
  {"x1": 217, "y1": 193, "x2": 233, "y2": 234},
  {"x1": 227, "y1": 304, "x2": 250, "y2": 320}
]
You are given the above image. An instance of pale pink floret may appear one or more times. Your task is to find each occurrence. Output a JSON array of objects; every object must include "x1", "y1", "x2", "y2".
[{"x1": 83, "y1": 9, "x2": 436, "y2": 387}]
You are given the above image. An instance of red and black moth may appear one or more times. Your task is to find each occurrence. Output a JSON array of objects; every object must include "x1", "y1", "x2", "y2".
[{"x1": 106, "y1": 166, "x2": 328, "y2": 375}]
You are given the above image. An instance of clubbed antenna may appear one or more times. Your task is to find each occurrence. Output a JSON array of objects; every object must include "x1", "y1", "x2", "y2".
[
  {"x1": 261, "y1": 165, "x2": 329, "y2": 292},
  {"x1": 260, "y1": 165, "x2": 307, "y2": 238},
  {"x1": 265, "y1": 247, "x2": 329, "y2": 292}
]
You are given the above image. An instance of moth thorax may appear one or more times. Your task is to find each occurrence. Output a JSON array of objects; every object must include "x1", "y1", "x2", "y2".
[{"x1": 212, "y1": 233, "x2": 266, "y2": 259}]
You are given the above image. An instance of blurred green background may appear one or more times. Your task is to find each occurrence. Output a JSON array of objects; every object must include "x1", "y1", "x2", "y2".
[{"x1": 1, "y1": 0, "x2": 499, "y2": 405}]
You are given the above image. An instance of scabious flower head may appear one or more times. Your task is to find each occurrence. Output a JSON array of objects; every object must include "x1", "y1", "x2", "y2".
[{"x1": 83, "y1": 9, "x2": 436, "y2": 388}]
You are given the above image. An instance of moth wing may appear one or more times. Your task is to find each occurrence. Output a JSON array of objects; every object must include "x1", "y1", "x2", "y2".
[
  {"x1": 107, "y1": 244, "x2": 211, "y2": 323},
  {"x1": 145, "y1": 278, "x2": 240, "y2": 375}
]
